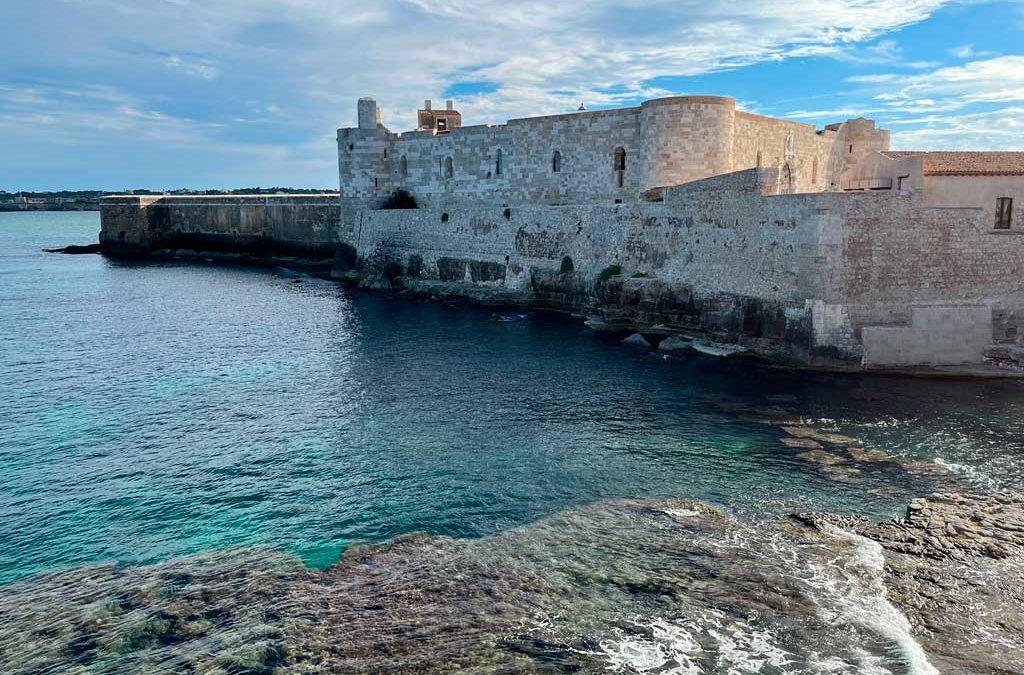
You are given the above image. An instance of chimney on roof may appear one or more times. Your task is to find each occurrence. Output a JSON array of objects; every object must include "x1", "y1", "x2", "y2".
[
  {"x1": 446, "y1": 99, "x2": 454, "y2": 111},
  {"x1": 424, "y1": 99, "x2": 432, "y2": 110}
]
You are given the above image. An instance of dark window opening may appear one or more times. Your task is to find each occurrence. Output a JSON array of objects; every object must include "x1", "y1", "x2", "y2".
[
  {"x1": 756, "y1": 151, "x2": 762, "y2": 167},
  {"x1": 996, "y1": 197, "x2": 1014, "y2": 229},
  {"x1": 495, "y1": 149, "x2": 503, "y2": 176},
  {"x1": 552, "y1": 150, "x2": 562, "y2": 173},
  {"x1": 383, "y1": 148, "x2": 388, "y2": 159},
  {"x1": 437, "y1": 118, "x2": 447, "y2": 132},
  {"x1": 613, "y1": 147, "x2": 626, "y2": 188},
  {"x1": 348, "y1": 143, "x2": 354, "y2": 151},
  {"x1": 848, "y1": 144, "x2": 853, "y2": 154},
  {"x1": 444, "y1": 156, "x2": 454, "y2": 179}
]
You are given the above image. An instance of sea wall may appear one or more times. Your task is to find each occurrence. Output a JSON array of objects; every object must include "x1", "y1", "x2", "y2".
[
  {"x1": 346, "y1": 167, "x2": 1024, "y2": 370},
  {"x1": 100, "y1": 195, "x2": 341, "y2": 258}
]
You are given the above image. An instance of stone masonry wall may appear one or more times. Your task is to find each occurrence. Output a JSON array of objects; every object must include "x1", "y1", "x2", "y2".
[
  {"x1": 100, "y1": 195, "x2": 341, "y2": 257},
  {"x1": 339, "y1": 96, "x2": 890, "y2": 220},
  {"x1": 348, "y1": 167, "x2": 1024, "y2": 368}
]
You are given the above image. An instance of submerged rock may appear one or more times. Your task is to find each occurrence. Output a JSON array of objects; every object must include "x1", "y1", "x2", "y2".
[
  {"x1": 358, "y1": 275, "x2": 392, "y2": 291},
  {"x1": 691, "y1": 341, "x2": 745, "y2": 357},
  {"x1": 656, "y1": 335, "x2": 690, "y2": 352},
  {"x1": 621, "y1": 333, "x2": 652, "y2": 348}
]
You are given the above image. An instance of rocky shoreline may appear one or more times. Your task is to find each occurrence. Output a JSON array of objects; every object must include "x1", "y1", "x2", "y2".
[{"x1": 1, "y1": 492, "x2": 1021, "y2": 674}]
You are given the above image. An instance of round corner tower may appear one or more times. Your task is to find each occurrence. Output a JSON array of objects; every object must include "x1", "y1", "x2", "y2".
[{"x1": 638, "y1": 95, "x2": 736, "y2": 191}]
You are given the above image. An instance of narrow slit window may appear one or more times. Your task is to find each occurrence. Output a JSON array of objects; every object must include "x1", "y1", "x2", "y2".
[
  {"x1": 613, "y1": 147, "x2": 626, "y2": 188},
  {"x1": 399, "y1": 155, "x2": 408, "y2": 179},
  {"x1": 552, "y1": 150, "x2": 562, "y2": 173},
  {"x1": 495, "y1": 149, "x2": 503, "y2": 176},
  {"x1": 996, "y1": 197, "x2": 1014, "y2": 229},
  {"x1": 444, "y1": 156, "x2": 454, "y2": 179}
]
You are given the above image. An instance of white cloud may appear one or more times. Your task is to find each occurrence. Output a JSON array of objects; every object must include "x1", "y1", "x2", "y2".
[
  {"x1": 877, "y1": 55, "x2": 1024, "y2": 106},
  {"x1": 890, "y1": 106, "x2": 1024, "y2": 150},
  {"x1": 0, "y1": 0, "x2": 982, "y2": 187}
]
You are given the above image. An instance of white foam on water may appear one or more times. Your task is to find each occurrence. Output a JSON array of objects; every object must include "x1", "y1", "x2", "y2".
[
  {"x1": 807, "y1": 525, "x2": 939, "y2": 675},
  {"x1": 933, "y1": 456, "x2": 997, "y2": 489},
  {"x1": 596, "y1": 617, "x2": 703, "y2": 674},
  {"x1": 596, "y1": 613, "x2": 798, "y2": 674},
  {"x1": 663, "y1": 508, "x2": 702, "y2": 519}
]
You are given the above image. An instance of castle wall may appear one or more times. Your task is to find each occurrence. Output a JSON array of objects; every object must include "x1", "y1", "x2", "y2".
[
  {"x1": 732, "y1": 112, "x2": 835, "y2": 192},
  {"x1": 341, "y1": 108, "x2": 643, "y2": 212},
  {"x1": 100, "y1": 195, "x2": 341, "y2": 258},
  {"x1": 348, "y1": 168, "x2": 1024, "y2": 368},
  {"x1": 339, "y1": 96, "x2": 890, "y2": 217}
]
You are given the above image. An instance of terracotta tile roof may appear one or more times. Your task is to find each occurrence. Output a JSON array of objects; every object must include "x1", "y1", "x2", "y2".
[{"x1": 881, "y1": 151, "x2": 1024, "y2": 176}]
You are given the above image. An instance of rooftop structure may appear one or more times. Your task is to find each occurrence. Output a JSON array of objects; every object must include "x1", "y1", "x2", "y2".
[
  {"x1": 416, "y1": 99, "x2": 462, "y2": 134},
  {"x1": 880, "y1": 151, "x2": 1024, "y2": 176}
]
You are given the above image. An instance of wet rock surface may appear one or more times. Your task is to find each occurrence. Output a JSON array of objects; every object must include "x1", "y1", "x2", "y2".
[
  {"x1": 800, "y1": 493, "x2": 1024, "y2": 675},
  {"x1": 1, "y1": 495, "x2": 1022, "y2": 674}
]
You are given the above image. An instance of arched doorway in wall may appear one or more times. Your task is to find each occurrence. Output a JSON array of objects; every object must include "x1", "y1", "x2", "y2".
[{"x1": 779, "y1": 162, "x2": 795, "y2": 194}]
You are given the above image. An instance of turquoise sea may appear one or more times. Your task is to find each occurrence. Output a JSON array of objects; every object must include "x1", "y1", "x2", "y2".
[{"x1": 2, "y1": 211, "x2": 1024, "y2": 673}]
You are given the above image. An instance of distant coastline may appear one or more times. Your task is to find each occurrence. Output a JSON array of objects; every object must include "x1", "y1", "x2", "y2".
[{"x1": 0, "y1": 187, "x2": 333, "y2": 213}]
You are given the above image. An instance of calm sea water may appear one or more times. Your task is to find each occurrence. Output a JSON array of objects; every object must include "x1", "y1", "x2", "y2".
[{"x1": 2, "y1": 211, "x2": 1024, "y2": 587}]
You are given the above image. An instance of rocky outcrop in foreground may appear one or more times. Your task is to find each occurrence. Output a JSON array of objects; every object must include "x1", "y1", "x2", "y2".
[{"x1": 1, "y1": 494, "x2": 1022, "y2": 674}]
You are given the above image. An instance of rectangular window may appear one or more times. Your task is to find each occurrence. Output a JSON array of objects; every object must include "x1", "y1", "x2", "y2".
[{"x1": 996, "y1": 197, "x2": 1013, "y2": 229}]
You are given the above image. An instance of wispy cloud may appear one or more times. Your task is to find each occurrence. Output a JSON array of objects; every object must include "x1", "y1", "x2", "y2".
[{"x1": 0, "y1": 0, "x2": 1012, "y2": 188}]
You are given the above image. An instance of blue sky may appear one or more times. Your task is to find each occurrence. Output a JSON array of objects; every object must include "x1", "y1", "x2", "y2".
[{"x1": 1, "y1": 0, "x2": 1022, "y2": 191}]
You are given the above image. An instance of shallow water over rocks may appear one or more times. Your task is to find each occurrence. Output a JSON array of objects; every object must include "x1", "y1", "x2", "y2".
[{"x1": 3, "y1": 494, "x2": 1022, "y2": 674}]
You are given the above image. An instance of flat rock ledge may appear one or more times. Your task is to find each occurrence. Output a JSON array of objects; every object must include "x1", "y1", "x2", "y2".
[
  {"x1": 799, "y1": 491, "x2": 1024, "y2": 674},
  {"x1": 800, "y1": 491, "x2": 1024, "y2": 561}
]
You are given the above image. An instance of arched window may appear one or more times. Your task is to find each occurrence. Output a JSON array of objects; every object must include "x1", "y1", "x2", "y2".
[
  {"x1": 780, "y1": 162, "x2": 794, "y2": 194},
  {"x1": 444, "y1": 156, "x2": 454, "y2": 179},
  {"x1": 552, "y1": 150, "x2": 562, "y2": 173},
  {"x1": 756, "y1": 150, "x2": 763, "y2": 167},
  {"x1": 399, "y1": 155, "x2": 408, "y2": 179},
  {"x1": 613, "y1": 147, "x2": 626, "y2": 188},
  {"x1": 812, "y1": 156, "x2": 818, "y2": 185},
  {"x1": 495, "y1": 149, "x2": 503, "y2": 176}
]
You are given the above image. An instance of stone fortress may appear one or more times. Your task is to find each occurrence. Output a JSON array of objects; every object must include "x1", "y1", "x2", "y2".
[
  {"x1": 101, "y1": 94, "x2": 1024, "y2": 374},
  {"x1": 338, "y1": 95, "x2": 889, "y2": 213}
]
